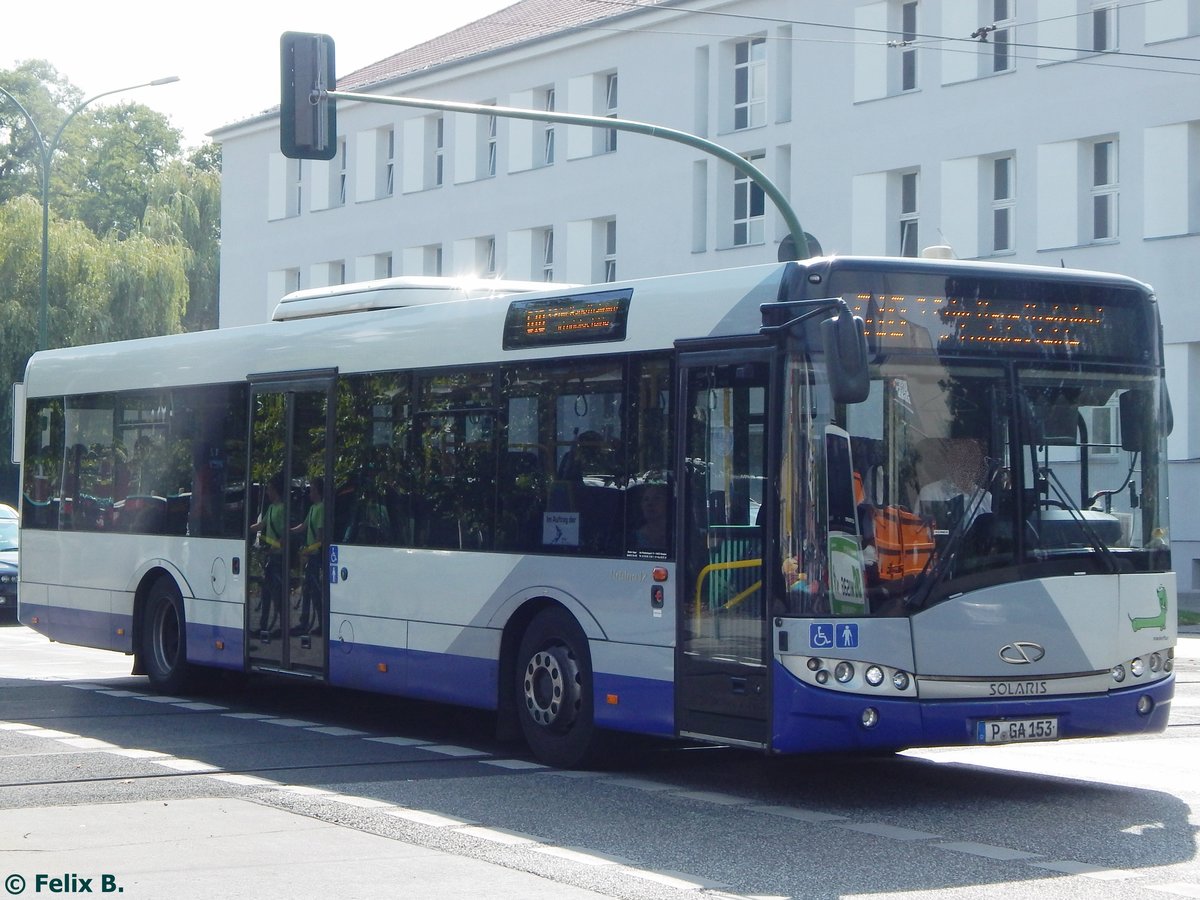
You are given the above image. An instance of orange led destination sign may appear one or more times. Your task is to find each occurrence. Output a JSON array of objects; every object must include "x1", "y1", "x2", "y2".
[
  {"x1": 842, "y1": 285, "x2": 1149, "y2": 362},
  {"x1": 504, "y1": 289, "x2": 632, "y2": 349}
]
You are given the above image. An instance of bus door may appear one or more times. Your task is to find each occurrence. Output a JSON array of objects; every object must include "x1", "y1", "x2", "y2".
[
  {"x1": 676, "y1": 349, "x2": 773, "y2": 748},
  {"x1": 245, "y1": 373, "x2": 334, "y2": 677}
]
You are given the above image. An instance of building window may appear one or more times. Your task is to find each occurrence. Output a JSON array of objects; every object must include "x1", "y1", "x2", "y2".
[
  {"x1": 901, "y1": 2, "x2": 918, "y2": 91},
  {"x1": 385, "y1": 128, "x2": 395, "y2": 197},
  {"x1": 992, "y1": 156, "x2": 1014, "y2": 252},
  {"x1": 371, "y1": 253, "x2": 393, "y2": 279},
  {"x1": 336, "y1": 139, "x2": 348, "y2": 205},
  {"x1": 428, "y1": 245, "x2": 443, "y2": 277},
  {"x1": 487, "y1": 114, "x2": 498, "y2": 178},
  {"x1": 992, "y1": 0, "x2": 1014, "y2": 72},
  {"x1": 288, "y1": 159, "x2": 302, "y2": 217},
  {"x1": 899, "y1": 170, "x2": 919, "y2": 256},
  {"x1": 543, "y1": 89, "x2": 556, "y2": 166},
  {"x1": 1093, "y1": 2, "x2": 1118, "y2": 51},
  {"x1": 434, "y1": 116, "x2": 445, "y2": 187},
  {"x1": 733, "y1": 152, "x2": 766, "y2": 246},
  {"x1": 733, "y1": 37, "x2": 767, "y2": 130},
  {"x1": 541, "y1": 228, "x2": 555, "y2": 281},
  {"x1": 1092, "y1": 139, "x2": 1118, "y2": 240},
  {"x1": 486, "y1": 236, "x2": 497, "y2": 275},
  {"x1": 604, "y1": 73, "x2": 618, "y2": 153},
  {"x1": 604, "y1": 219, "x2": 617, "y2": 282}
]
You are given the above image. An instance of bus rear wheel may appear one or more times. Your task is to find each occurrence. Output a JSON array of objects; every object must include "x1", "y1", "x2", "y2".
[
  {"x1": 515, "y1": 607, "x2": 596, "y2": 768},
  {"x1": 141, "y1": 576, "x2": 190, "y2": 693}
]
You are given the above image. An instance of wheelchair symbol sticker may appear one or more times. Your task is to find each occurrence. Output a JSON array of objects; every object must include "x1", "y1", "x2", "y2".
[
  {"x1": 809, "y1": 624, "x2": 835, "y2": 649},
  {"x1": 809, "y1": 623, "x2": 859, "y2": 650}
]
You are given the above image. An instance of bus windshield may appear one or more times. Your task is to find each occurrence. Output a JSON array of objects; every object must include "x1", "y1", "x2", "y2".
[{"x1": 780, "y1": 356, "x2": 1170, "y2": 617}]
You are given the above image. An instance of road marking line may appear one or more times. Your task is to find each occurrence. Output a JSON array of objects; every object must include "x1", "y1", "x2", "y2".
[
  {"x1": 1027, "y1": 860, "x2": 1144, "y2": 880},
  {"x1": 533, "y1": 846, "x2": 629, "y2": 866},
  {"x1": 384, "y1": 808, "x2": 479, "y2": 828},
  {"x1": 747, "y1": 805, "x2": 847, "y2": 823},
  {"x1": 57, "y1": 737, "x2": 119, "y2": 750},
  {"x1": 454, "y1": 825, "x2": 541, "y2": 845},
  {"x1": 171, "y1": 702, "x2": 227, "y2": 711},
  {"x1": 104, "y1": 748, "x2": 170, "y2": 759},
  {"x1": 933, "y1": 841, "x2": 1041, "y2": 861},
  {"x1": 616, "y1": 866, "x2": 729, "y2": 891},
  {"x1": 481, "y1": 759, "x2": 547, "y2": 770},
  {"x1": 13, "y1": 727, "x2": 78, "y2": 739},
  {"x1": 325, "y1": 794, "x2": 395, "y2": 809},
  {"x1": 306, "y1": 726, "x2": 368, "y2": 736},
  {"x1": 153, "y1": 757, "x2": 221, "y2": 773},
  {"x1": 670, "y1": 789, "x2": 747, "y2": 806},
  {"x1": 424, "y1": 744, "x2": 489, "y2": 758},
  {"x1": 259, "y1": 718, "x2": 320, "y2": 727},
  {"x1": 364, "y1": 736, "x2": 432, "y2": 747},
  {"x1": 207, "y1": 773, "x2": 279, "y2": 788},
  {"x1": 835, "y1": 822, "x2": 942, "y2": 841}
]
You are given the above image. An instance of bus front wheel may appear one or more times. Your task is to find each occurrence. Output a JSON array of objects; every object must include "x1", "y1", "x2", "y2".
[
  {"x1": 141, "y1": 576, "x2": 190, "y2": 693},
  {"x1": 515, "y1": 607, "x2": 596, "y2": 768}
]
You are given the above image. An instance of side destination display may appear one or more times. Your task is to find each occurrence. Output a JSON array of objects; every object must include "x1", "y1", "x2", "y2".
[{"x1": 503, "y1": 289, "x2": 633, "y2": 349}]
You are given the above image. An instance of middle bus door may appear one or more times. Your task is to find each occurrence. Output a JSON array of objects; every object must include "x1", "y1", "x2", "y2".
[
  {"x1": 676, "y1": 349, "x2": 773, "y2": 749},
  {"x1": 246, "y1": 374, "x2": 334, "y2": 677}
]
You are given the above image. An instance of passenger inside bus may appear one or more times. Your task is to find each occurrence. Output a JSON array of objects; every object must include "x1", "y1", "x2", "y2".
[{"x1": 629, "y1": 482, "x2": 671, "y2": 554}]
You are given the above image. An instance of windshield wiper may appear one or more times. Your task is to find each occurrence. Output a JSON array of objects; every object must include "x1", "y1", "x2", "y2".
[{"x1": 1039, "y1": 466, "x2": 1119, "y2": 573}]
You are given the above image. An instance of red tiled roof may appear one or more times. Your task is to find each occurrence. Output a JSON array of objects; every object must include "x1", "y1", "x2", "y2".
[{"x1": 337, "y1": 0, "x2": 669, "y2": 91}]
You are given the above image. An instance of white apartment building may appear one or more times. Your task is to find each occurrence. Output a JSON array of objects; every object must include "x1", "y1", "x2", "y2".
[{"x1": 212, "y1": 0, "x2": 1200, "y2": 589}]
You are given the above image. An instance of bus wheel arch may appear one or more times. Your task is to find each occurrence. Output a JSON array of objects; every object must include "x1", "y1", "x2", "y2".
[
  {"x1": 510, "y1": 602, "x2": 598, "y2": 768},
  {"x1": 134, "y1": 571, "x2": 191, "y2": 693}
]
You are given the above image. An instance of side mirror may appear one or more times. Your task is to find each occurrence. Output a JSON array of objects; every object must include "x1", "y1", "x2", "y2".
[
  {"x1": 280, "y1": 32, "x2": 337, "y2": 161},
  {"x1": 821, "y1": 307, "x2": 869, "y2": 404},
  {"x1": 1119, "y1": 389, "x2": 1150, "y2": 452}
]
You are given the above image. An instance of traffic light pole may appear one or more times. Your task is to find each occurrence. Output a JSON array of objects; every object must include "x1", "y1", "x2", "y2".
[{"x1": 320, "y1": 89, "x2": 811, "y2": 260}]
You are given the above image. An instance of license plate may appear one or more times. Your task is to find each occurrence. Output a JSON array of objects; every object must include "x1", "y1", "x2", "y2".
[{"x1": 976, "y1": 717, "x2": 1058, "y2": 744}]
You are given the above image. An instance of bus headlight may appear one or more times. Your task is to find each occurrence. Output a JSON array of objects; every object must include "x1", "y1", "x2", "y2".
[
  {"x1": 865, "y1": 665, "x2": 885, "y2": 687},
  {"x1": 1131, "y1": 657, "x2": 1145, "y2": 677},
  {"x1": 1149, "y1": 653, "x2": 1162, "y2": 673},
  {"x1": 1112, "y1": 664, "x2": 1126, "y2": 683},
  {"x1": 861, "y1": 707, "x2": 879, "y2": 729},
  {"x1": 892, "y1": 671, "x2": 910, "y2": 691},
  {"x1": 835, "y1": 662, "x2": 855, "y2": 684}
]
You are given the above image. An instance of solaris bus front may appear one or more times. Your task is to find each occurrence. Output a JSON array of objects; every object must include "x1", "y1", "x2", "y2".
[{"x1": 759, "y1": 259, "x2": 1175, "y2": 754}]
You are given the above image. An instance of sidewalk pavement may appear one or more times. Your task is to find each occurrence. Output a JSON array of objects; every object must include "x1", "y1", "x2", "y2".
[{"x1": 0, "y1": 799, "x2": 618, "y2": 900}]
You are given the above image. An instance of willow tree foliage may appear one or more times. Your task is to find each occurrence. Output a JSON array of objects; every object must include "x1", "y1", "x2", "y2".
[{"x1": 0, "y1": 61, "x2": 221, "y2": 498}]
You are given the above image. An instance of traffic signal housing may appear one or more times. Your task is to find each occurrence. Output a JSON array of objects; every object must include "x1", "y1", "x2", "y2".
[{"x1": 280, "y1": 32, "x2": 336, "y2": 160}]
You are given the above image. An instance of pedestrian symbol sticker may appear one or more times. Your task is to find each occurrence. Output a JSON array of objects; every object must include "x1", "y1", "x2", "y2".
[{"x1": 836, "y1": 623, "x2": 859, "y2": 649}]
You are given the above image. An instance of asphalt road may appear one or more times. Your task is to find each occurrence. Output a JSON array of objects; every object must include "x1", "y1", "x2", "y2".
[{"x1": 1, "y1": 624, "x2": 1198, "y2": 900}]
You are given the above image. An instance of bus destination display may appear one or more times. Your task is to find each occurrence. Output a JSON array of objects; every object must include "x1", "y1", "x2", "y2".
[
  {"x1": 840, "y1": 282, "x2": 1150, "y2": 363},
  {"x1": 504, "y1": 289, "x2": 632, "y2": 349}
]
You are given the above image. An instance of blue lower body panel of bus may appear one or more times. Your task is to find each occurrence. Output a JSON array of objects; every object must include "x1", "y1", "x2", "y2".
[{"x1": 771, "y1": 660, "x2": 1173, "y2": 754}]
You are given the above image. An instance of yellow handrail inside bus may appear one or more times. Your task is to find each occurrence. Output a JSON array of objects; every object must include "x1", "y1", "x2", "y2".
[{"x1": 692, "y1": 558, "x2": 764, "y2": 615}]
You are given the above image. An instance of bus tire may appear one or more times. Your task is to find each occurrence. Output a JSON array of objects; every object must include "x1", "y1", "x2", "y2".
[
  {"x1": 515, "y1": 606, "x2": 597, "y2": 768},
  {"x1": 141, "y1": 576, "x2": 190, "y2": 693}
]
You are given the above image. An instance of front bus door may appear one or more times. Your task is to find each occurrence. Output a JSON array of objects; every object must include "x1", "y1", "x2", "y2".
[
  {"x1": 676, "y1": 348, "x2": 773, "y2": 749},
  {"x1": 246, "y1": 374, "x2": 334, "y2": 677}
]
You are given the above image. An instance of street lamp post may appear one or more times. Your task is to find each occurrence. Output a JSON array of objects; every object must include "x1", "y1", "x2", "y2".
[{"x1": 0, "y1": 76, "x2": 180, "y2": 350}]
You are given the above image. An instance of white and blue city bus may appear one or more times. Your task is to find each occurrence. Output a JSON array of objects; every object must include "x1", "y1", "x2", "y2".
[{"x1": 14, "y1": 256, "x2": 1175, "y2": 766}]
